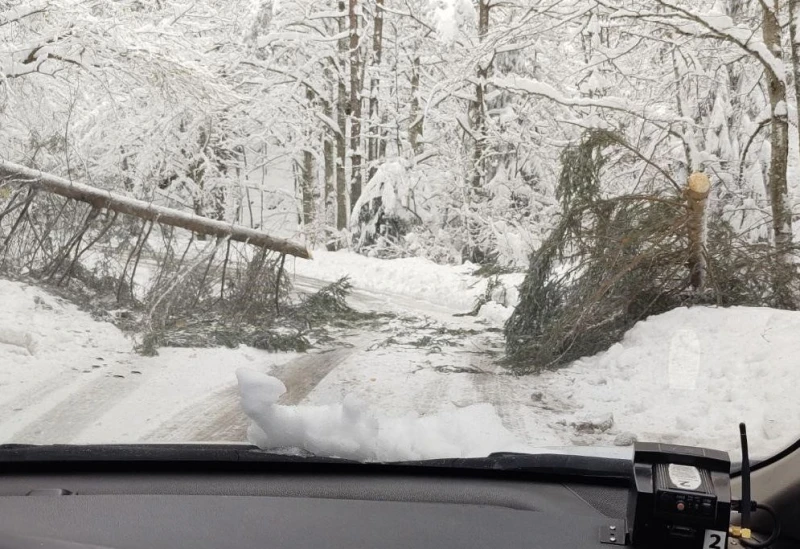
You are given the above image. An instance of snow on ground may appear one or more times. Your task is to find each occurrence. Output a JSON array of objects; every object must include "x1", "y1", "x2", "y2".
[
  {"x1": 3, "y1": 272, "x2": 800, "y2": 462},
  {"x1": 289, "y1": 250, "x2": 524, "y2": 323},
  {"x1": 238, "y1": 304, "x2": 800, "y2": 461},
  {"x1": 0, "y1": 278, "x2": 297, "y2": 443},
  {"x1": 238, "y1": 369, "x2": 525, "y2": 461}
]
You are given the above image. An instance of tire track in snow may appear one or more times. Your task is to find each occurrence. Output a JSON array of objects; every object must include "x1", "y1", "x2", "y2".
[
  {"x1": 470, "y1": 358, "x2": 530, "y2": 443},
  {"x1": 1, "y1": 371, "x2": 78, "y2": 413},
  {"x1": 145, "y1": 348, "x2": 355, "y2": 442},
  {"x1": 0, "y1": 371, "x2": 83, "y2": 441},
  {"x1": 8, "y1": 373, "x2": 145, "y2": 444}
]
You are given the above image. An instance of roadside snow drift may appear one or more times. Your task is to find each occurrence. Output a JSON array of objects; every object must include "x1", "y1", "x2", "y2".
[
  {"x1": 0, "y1": 278, "x2": 132, "y2": 379},
  {"x1": 541, "y1": 305, "x2": 800, "y2": 454},
  {"x1": 0, "y1": 278, "x2": 294, "y2": 444}
]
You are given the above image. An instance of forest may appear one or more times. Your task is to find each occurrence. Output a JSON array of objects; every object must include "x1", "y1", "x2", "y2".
[{"x1": 2, "y1": 0, "x2": 799, "y2": 365}]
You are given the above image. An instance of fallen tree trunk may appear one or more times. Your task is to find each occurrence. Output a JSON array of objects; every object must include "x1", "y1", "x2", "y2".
[{"x1": 0, "y1": 160, "x2": 312, "y2": 260}]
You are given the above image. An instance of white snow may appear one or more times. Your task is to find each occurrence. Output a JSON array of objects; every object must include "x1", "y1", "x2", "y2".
[
  {"x1": 0, "y1": 278, "x2": 297, "y2": 444},
  {"x1": 289, "y1": 249, "x2": 524, "y2": 320},
  {"x1": 238, "y1": 368, "x2": 524, "y2": 461},
  {"x1": 4, "y1": 273, "x2": 800, "y2": 463},
  {"x1": 238, "y1": 303, "x2": 800, "y2": 461},
  {"x1": 430, "y1": 0, "x2": 475, "y2": 43},
  {"x1": 492, "y1": 75, "x2": 629, "y2": 112},
  {"x1": 530, "y1": 306, "x2": 800, "y2": 457},
  {"x1": 692, "y1": 11, "x2": 785, "y2": 81}
]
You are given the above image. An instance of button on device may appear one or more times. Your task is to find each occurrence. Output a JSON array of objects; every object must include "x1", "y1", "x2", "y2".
[{"x1": 676, "y1": 502, "x2": 685, "y2": 511}]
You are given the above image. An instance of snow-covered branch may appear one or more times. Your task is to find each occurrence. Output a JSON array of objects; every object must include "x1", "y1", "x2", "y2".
[{"x1": 602, "y1": 0, "x2": 785, "y2": 80}]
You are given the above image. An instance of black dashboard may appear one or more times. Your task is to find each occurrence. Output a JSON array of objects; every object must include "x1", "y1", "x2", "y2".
[
  {"x1": 0, "y1": 446, "x2": 631, "y2": 549},
  {"x1": 1, "y1": 442, "x2": 794, "y2": 549}
]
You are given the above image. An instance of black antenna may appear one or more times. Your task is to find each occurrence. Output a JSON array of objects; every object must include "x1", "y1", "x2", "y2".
[{"x1": 740, "y1": 422, "x2": 751, "y2": 528}]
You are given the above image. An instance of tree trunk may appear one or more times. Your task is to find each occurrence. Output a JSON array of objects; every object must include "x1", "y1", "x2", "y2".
[
  {"x1": 0, "y1": 159, "x2": 311, "y2": 259},
  {"x1": 789, "y1": 0, "x2": 800, "y2": 179},
  {"x1": 323, "y1": 98, "x2": 336, "y2": 231},
  {"x1": 367, "y1": 0, "x2": 384, "y2": 182},
  {"x1": 470, "y1": 0, "x2": 490, "y2": 190},
  {"x1": 686, "y1": 172, "x2": 711, "y2": 290},
  {"x1": 670, "y1": 49, "x2": 693, "y2": 176},
  {"x1": 336, "y1": 0, "x2": 349, "y2": 230},
  {"x1": 348, "y1": 0, "x2": 363, "y2": 209},
  {"x1": 120, "y1": 147, "x2": 134, "y2": 192},
  {"x1": 764, "y1": 1, "x2": 794, "y2": 306},
  {"x1": 763, "y1": 2, "x2": 793, "y2": 252},
  {"x1": 300, "y1": 149, "x2": 316, "y2": 229},
  {"x1": 409, "y1": 56, "x2": 423, "y2": 155},
  {"x1": 302, "y1": 88, "x2": 318, "y2": 232}
]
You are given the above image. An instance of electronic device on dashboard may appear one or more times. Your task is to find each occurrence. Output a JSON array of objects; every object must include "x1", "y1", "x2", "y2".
[
  {"x1": 618, "y1": 424, "x2": 778, "y2": 549},
  {"x1": 626, "y1": 442, "x2": 731, "y2": 549}
]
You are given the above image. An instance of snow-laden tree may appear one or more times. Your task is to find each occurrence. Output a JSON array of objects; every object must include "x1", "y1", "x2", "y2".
[
  {"x1": 505, "y1": 0, "x2": 800, "y2": 371},
  {"x1": 2, "y1": 0, "x2": 263, "y2": 223},
  {"x1": 3, "y1": 0, "x2": 799, "y2": 274}
]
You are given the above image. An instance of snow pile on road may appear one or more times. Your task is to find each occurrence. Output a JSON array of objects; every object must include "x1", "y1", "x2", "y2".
[
  {"x1": 237, "y1": 368, "x2": 525, "y2": 461},
  {"x1": 290, "y1": 250, "x2": 523, "y2": 321}
]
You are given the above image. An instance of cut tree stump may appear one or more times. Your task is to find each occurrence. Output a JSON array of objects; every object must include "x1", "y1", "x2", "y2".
[
  {"x1": 0, "y1": 160, "x2": 311, "y2": 259},
  {"x1": 686, "y1": 171, "x2": 711, "y2": 290}
]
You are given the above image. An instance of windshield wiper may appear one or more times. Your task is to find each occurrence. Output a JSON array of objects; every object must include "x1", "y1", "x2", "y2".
[
  {"x1": 0, "y1": 444, "x2": 359, "y2": 464},
  {"x1": 0, "y1": 445, "x2": 631, "y2": 480},
  {"x1": 390, "y1": 452, "x2": 632, "y2": 479}
]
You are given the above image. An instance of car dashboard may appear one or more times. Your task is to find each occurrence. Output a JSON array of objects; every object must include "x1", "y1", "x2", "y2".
[{"x1": 0, "y1": 449, "x2": 630, "y2": 549}]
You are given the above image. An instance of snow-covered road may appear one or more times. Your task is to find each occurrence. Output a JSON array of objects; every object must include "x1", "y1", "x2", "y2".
[
  {"x1": 4, "y1": 251, "x2": 800, "y2": 461},
  {"x1": 0, "y1": 270, "x2": 506, "y2": 447},
  {"x1": 146, "y1": 347, "x2": 358, "y2": 442}
]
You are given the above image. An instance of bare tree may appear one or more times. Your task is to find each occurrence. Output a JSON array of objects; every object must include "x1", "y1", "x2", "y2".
[
  {"x1": 789, "y1": 0, "x2": 800, "y2": 185},
  {"x1": 322, "y1": 93, "x2": 337, "y2": 231},
  {"x1": 409, "y1": 56, "x2": 423, "y2": 155},
  {"x1": 301, "y1": 90, "x2": 317, "y2": 233}
]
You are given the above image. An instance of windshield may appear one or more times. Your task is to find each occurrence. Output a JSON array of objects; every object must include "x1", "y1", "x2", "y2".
[{"x1": 1, "y1": 0, "x2": 799, "y2": 464}]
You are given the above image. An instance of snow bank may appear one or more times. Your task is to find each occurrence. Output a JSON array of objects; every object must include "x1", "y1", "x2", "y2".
[
  {"x1": 0, "y1": 278, "x2": 296, "y2": 444},
  {"x1": 290, "y1": 250, "x2": 523, "y2": 320},
  {"x1": 237, "y1": 368, "x2": 525, "y2": 461},
  {"x1": 0, "y1": 279, "x2": 131, "y2": 367},
  {"x1": 527, "y1": 306, "x2": 800, "y2": 458},
  {"x1": 0, "y1": 279, "x2": 132, "y2": 441}
]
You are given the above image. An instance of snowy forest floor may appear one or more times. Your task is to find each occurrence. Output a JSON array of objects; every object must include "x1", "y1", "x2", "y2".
[{"x1": 2, "y1": 251, "x2": 800, "y2": 461}]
